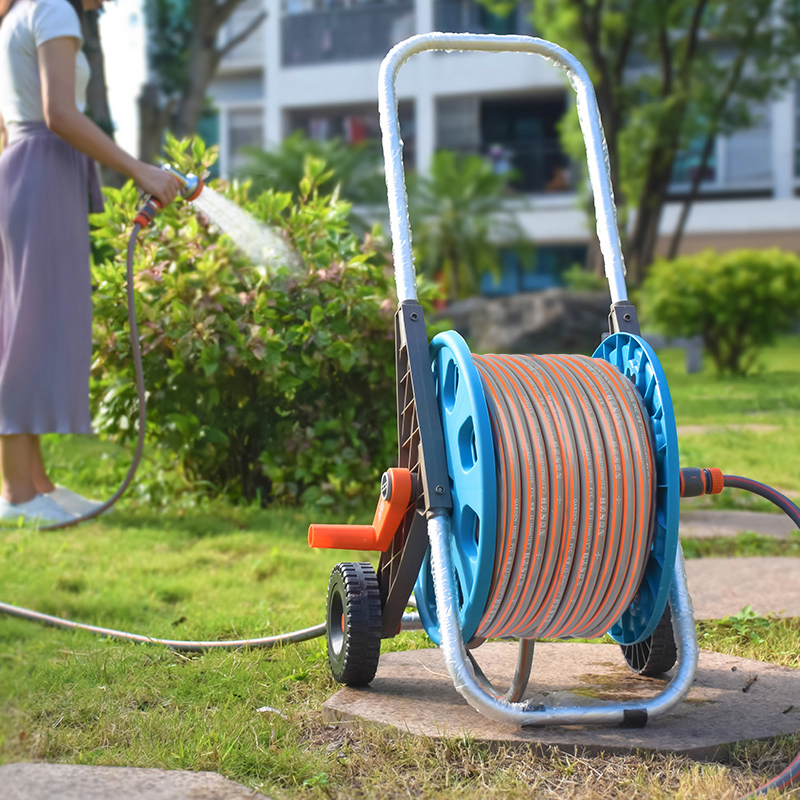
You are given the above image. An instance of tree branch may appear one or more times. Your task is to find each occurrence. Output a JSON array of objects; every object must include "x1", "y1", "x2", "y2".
[
  {"x1": 211, "y1": 0, "x2": 255, "y2": 33},
  {"x1": 218, "y1": 10, "x2": 267, "y2": 59},
  {"x1": 658, "y1": 15, "x2": 672, "y2": 96},
  {"x1": 614, "y1": 0, "x2": 642, "y2": 83},
  {"x1": 677, "y1": 0, "x2": 709, "y2": 85}
]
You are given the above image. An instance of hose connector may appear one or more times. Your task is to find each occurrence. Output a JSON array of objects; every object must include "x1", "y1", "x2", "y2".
[
  {"x1": 679, "y1": 467, "x2": 724, "y2": 497},
  {"x1": 133, "y1": 165, "x2": 204, "y2": 229}
]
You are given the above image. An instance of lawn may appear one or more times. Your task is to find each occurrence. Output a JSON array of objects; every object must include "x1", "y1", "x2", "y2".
[
  {"x1": 0, "y1": 337, "x2": 798, "y2": 798},
  {"x1": 659, "y1": 336, "x2": 800, "y2": 507}
]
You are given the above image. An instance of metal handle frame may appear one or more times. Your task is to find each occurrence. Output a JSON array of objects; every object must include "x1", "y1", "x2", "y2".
[
  {"x1": 379, "y1": 34, "x2": 699, "y2": 725},
  {"x1": 378, "y1": 32, "x2": 629, "y2": 307},
  {"x1": 428, "y1": 512, "x2": 699, "y2": 726}
]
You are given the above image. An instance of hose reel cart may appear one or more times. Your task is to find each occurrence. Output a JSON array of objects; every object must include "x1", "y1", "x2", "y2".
[{"x1": 309, "y1": 33, "x2": 699, "y2": 728}]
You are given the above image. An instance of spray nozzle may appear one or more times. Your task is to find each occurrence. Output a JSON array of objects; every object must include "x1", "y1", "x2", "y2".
[
  {"x1": 162, "y1": 164, "x2": 204, "y2": 203},
  {"x1": 133, "y1": 164, "x2": 205, "y2": 229}
]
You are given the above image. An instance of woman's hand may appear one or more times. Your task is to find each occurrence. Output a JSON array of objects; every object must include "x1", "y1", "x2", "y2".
[{"x1": 133, "y1": 163, "x2": 183, "y2": 207}]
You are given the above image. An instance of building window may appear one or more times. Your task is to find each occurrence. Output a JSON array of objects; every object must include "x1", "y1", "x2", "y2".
[
  {"x1": 287, "y1": 101, "x2": 416, "y2": 168},
  {"x1": 281, "y1": 0, "x2": 415, "y2": 66},
  {"x1": 434, "y1": 0, "x2": 531, "y2": 36},
  {"x1": 481, "y1": 245, "x2": 588, "y2": 296},
  {"x1": 198, "y1": 111, "x2": 221, "y2": 180},
  {"x1": 437, "y1": 94, "x2": 573, "y2": 194},
  {"x1": 723, "y1": 107, "x2": 771, "y2": 187},
  {"x1": 671, "y1": 134, "x2": 716, "y2": 187},
  {"x1": 228, "y1": 108, "x2": 264, "y2": 171}
]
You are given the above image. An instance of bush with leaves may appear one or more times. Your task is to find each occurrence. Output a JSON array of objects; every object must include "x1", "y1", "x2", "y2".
[
  {"x1": 641, "y1": 248, "x2": 800, "y2": 375},
  {"x1": 90, "y1": 136, "x2": 439, "y2": 509}
]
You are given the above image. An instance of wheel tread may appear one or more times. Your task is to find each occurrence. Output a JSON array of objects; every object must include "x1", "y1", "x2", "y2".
[{"x1": 327, "y1": 562, "x2": 382, "y2": 686}]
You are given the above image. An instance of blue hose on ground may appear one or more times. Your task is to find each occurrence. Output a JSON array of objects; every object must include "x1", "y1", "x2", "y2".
[{"x1": 721, "y1": 476, "x2": 800, "y2": 799}]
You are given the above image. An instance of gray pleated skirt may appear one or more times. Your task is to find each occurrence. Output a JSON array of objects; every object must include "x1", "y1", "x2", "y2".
[{"x1": 0, "y1": 122, "x2": 94, "y2": 434}]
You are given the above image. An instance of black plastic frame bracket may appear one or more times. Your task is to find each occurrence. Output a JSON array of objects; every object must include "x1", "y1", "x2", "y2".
[
  {"x1": 608, "y1": 301, "x2": 641, "y2": 336},
  {"x1": 378, "y1": 301, "x2": 453, "y2": 638}
]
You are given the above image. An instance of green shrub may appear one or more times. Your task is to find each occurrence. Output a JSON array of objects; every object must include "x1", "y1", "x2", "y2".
[
  {"x1": 90, "y1": 136, "x2": 437, "y2": 510},
  {"x1": 641, "y1": 249, "x2": 800, "y2": 375},
  {"x1": 562, "y1": 263, "x2": 607, "y2": 292}
]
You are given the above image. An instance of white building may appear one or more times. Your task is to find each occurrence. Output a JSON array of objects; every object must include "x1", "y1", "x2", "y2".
[{"x1": 209, "y1": 0, "x2": 800, "y2": 291}]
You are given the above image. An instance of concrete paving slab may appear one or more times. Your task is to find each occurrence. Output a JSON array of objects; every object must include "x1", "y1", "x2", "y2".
[
  {"x1": 0, "y1": 764, "x2": 272, "y2": 800},
  {"x1": 681, "y1": 510, "x2": 797, "y2": 539},
  {"x1": 323, "y1": 642, "x2": 800, "y2": 760},
  {"x1": 686, "y1": 557, "x2": 800, "y2": 618}
]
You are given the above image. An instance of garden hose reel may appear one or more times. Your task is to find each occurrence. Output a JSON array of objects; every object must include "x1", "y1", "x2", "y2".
[{"x1": 309, "y1": 33, "x2": 699, "y2": 728}]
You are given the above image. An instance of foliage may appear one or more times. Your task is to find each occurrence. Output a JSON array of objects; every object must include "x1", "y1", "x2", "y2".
[
  {"x1": 144, "y1": 0, "x2": 194, "y2": 97},
  {"x1": 140, "y1": 0, "x2": 265, "y2": 161},
  {"x1": 409, "y1": 150, "x2": 522, "y2": 301},
  {"x1": 641, "y1": 249, "x2": 800, "y2": 375},
  {"x1": 241, "y1": 131, "x2": 386, "y2": 208},
  {"x1": 562, "y1": 263, "x2": 607, "y2": 292},
  {"x1": 89, "y1": 135, "x2": 436, "y2": 509},
  {"x1": 501, "y1": 0, "x2": 800, "y2": 280}
]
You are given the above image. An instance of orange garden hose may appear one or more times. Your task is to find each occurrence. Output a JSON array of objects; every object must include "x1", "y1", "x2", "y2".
[{"x1": 471, "y1": 354, "x2": 656, "y2": 641}]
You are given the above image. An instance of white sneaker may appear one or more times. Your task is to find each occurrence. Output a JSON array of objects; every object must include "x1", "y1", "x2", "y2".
[
  {"x1": 0, "y1": 494, "x2": 75, "y2": 525},
  {"x1": 47, "y1": 486, "x2": 109, "y2": 517}
]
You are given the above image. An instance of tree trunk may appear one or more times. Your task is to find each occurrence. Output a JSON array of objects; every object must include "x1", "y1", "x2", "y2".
[
  {"x1": 624, "y1": 104, "x2": 687, "y2": 283},
  {"x1": 138, "y1": 83, "x2": 174, "y2": 165},
  {"x1": 625, "y1": 160, "x2": 676, "y2": 284},
  {"x1": 82, "y1": 10, "x2": 125, "y2": 188},
  {"x1": 667, "y1": 130, "x2": 716, "y2": 260},
  {"x1": 172, "y1": 46, "x2": 221, "y2": 138}
]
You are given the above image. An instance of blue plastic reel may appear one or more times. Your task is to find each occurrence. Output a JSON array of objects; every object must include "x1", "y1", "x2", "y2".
[
  {"x1": 415, "y1": 330, "x2": 679, "y2": 648},
  {"x1": 414, "y1": 331, "x2": 496, "y2": 646},
  {"x1": 593, "y1": 332, "x2": 680, "y2": 645}
]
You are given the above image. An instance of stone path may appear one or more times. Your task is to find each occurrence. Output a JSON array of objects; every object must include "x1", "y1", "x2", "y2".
[
  {"x1": 0, "y1": 764, "x2": 272, "y2": 800},
  {"x1": 681, "y1": 510, "x2": 797, "y2": 539},
  {"x1": 679, "y1": 509, "x2": 800, "y2": 618},
  {"x1": 322, "y1": 512, "x2": 800, "y2": 759},
  {"x1": 686, "y1": 557, "x2": 800, "y2": 618},
  {"x1": 323, "y1": 643, "x2": 800, "y2": 760}
]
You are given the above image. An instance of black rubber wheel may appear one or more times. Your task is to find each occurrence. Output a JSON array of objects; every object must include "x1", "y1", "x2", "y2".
[
  {"x1": 326, "y1": 562, "x2": 382, "y2": 686},
  {"x1": 621, "y1": 603, "x2": 678, "y2": 676}
]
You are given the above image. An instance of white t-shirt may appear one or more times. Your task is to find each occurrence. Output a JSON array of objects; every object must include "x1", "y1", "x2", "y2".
[{"x1": 0, "y1": 0, "x2": 89, "y2": 133}]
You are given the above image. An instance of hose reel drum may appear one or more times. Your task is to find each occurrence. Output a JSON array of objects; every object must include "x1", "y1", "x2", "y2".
[{"x1": 309, "y1": 32, "x2": 700, "y2": 727}]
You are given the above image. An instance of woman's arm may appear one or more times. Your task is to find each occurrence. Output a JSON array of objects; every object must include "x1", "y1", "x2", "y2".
[
  {"x1": 38, "y1": 36, "x2": 180, "y2": 205},
  {"x1": 0, "y1": 110, "x2": 7, "y2": 151}
]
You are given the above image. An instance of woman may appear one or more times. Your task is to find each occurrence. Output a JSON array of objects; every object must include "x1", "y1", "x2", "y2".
[{"x1": 0, "y1": 0, "x2": 180, "y2": 523}]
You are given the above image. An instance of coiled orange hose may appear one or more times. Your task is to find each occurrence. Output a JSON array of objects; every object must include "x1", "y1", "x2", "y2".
[{"x1": 471, "y1": 354, "x2": 656, "y2": 641}]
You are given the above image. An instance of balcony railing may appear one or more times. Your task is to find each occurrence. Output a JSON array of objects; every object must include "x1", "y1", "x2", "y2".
[
  {"x1": 434, "y1": 0, "x2": 532, "y2": 36},
  {"x1": 446, "y1": 141, "x2": 573, "y2": 194},
  {"x1": 281, "y1": 1, "x2": 415, "y2": 67}
]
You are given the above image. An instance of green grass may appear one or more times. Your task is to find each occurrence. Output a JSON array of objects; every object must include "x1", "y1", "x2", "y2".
[
  {"x1": 1, "y1": 338, "x2": 799, "y2": 797},
  {"x1": 1, "y1": 506, "x2": 798, "y2": 798},
  {"x1": 681, "y1": 532, "x2": 800, "y2": 559},
  {"x1": 658, "y1": 336, "x2": 800, "y2": 507}
]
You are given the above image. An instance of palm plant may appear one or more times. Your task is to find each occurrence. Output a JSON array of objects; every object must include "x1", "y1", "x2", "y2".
[
  {"x1": 240, "y1": 131, "x2": 386, "y2": 206},
  {"x1": 409, "y1": 150, "x2": 521, "y2": 301}
]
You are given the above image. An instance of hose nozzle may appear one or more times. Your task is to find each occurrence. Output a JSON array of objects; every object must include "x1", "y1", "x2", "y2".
[{"x1": 134, "y1": 164, "x2": 204, "y2": 229}]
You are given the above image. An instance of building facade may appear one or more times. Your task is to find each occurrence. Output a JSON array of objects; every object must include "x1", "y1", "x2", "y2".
[{"x1": 209, "y1": 0, "x2": 800, "y2": 291}]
